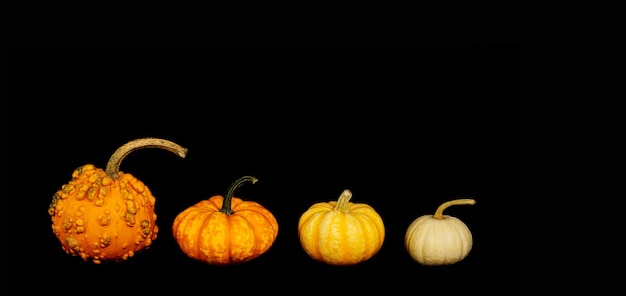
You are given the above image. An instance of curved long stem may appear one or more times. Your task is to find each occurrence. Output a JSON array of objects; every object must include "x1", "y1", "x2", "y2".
[
  {"x1": 433, "y1": 198, "x2": 476, "y2": 219},
  {"x1": 220, "y1": 176, "x2": 258, "y2": 215},
  {"x1": 105, "y1": 138, "x2": 188, "y2": 178}
]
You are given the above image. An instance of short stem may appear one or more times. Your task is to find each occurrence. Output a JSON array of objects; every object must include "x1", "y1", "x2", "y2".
[
  {"x1": 433, "y1": 198, "x2": 476, "y2": 219},
  {"x1": 105, "y1": 138, "x2": 188, "y2": 178},
  {"x1": 220, "y1": 176, "x2": 258, "y2": 215},
  {"x1": 333, "y1": 189, "x2": 353, "y2": 212}
]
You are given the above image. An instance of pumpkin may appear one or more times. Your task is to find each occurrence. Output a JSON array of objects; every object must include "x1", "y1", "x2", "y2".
[
  {"x1": 297, "y1": 189, "x2": 385, "y2": 266},
  {"x1": 404, "y1": 198, "x2": 476, "y2": 266},
  {"x1": 172, "y1": 176, "x2": 278, "y2": 266},
  {"x1": 48, "y1": 138, "x2": 187, "y2": 264}
]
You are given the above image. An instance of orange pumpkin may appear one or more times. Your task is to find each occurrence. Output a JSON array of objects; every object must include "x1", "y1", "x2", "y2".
[
  {"x1": 48, "y1": 138, "x2": 187, "y2": 264},
  {"x1": 298, "y1": 189, "x2": 385, "y2": 266},
  {"x1": 172, "y1": 176, "x2": 279, "y2": 266}
]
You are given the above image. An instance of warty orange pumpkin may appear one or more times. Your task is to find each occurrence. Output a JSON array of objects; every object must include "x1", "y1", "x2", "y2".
[
  {"x1": 172, "y1": 176, "x2": 279, "y2": 266},
  {"x1": 298, "y1": 189, "x2": 385, "y2": 266},
  {"x1": 48, "y1": 138, "x2": 187, "y2": 264}
]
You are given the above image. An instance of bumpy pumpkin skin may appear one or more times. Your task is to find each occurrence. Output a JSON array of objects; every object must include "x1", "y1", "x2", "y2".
[
  {"x1": 298, "y1": 190, "x2": 385, "y2": 266},
  {"x1": 48, "y1": 164, "x2": 158, "y2": 264},
  {"x1": 172, "y1": 195, "x2": 279, "y2": 266}
]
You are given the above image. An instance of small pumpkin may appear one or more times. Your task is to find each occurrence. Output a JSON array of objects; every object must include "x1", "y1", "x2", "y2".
[
  {"x1": 48, "y1": 138, "x2": 187, "y2": 264},
  {"x1": 172, "y1": 176, "x2": 278, "y2": 266},
  {"x1": 297, "y1": 189, "x2": 385, "y2": 266},
  {"x1": 404, "y1": 198, "x2": 476, "y2": 266}
]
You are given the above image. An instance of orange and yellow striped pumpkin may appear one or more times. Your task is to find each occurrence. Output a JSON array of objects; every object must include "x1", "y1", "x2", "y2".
[
  {"x1": 297, "y1": 189, "x2": 385, "y2": 265},
  {"x1": 172, "y1": 176, "x2": 278, "y2": 266}
]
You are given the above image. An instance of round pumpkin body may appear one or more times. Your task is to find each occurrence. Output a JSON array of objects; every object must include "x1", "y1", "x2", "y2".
[
  {"x1": 298, "y1": 190, "x2": 385, "y2": 266},
  {"x1": 173, "y1": 187, "x2": 279, "y2": 266},
  {"x1": 48, "y1": 164, "x2": 158, "y2": 264},
  {"x1": 404, "y1": 199, "x2": 475, "y2": 266},
  {"x1": 48, "y1": 138, "x2": 187, "y2": 264}
]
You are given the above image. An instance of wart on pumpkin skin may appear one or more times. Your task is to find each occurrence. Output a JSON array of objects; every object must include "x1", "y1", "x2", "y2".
[{"x1": 99, "y1": 213, "x2": 111, "y2": 226}]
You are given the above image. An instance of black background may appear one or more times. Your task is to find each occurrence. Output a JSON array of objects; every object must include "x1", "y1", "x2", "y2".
[{"x1": 7, "y1": 46, "x2": 519, "y2": 294}]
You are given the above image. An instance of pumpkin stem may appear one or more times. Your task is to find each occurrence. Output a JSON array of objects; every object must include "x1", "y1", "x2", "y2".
[
  {"x1": 221, "y1": 176, "x2": 258, "y2": 215},
  {"x1": 105, "y1": 138, "x2": 188, "y2": 178},
  {"x1": 433, "y1": 198, "x2": 476, "y2": 219},
  {"x1": 334, "y1": 189, "x2": 353, "y2": 212}
]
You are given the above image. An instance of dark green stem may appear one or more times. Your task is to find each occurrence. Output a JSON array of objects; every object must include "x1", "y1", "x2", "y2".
[{"x1": 220, "y1": 176, "x2": 258, "y2": 215}]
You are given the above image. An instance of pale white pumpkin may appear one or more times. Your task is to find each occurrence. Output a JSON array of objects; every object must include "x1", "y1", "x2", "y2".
[{"x1": 404, "y1": 199, "x2": 476, "y2": 266}]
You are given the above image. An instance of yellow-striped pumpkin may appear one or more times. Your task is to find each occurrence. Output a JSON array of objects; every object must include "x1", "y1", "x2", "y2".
[{"x1": 297, "y1": 189, "x2": 385, "y2": 265}]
